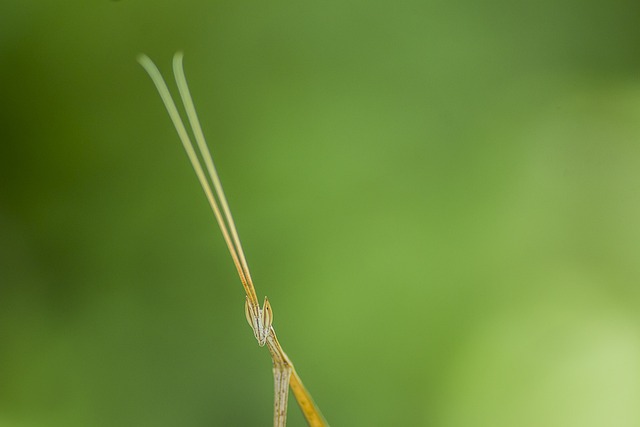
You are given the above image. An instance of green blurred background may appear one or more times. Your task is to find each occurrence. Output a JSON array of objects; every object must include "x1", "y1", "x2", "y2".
[{"x1": 2, "y1": 1, "x2": 640, "y2": 426}]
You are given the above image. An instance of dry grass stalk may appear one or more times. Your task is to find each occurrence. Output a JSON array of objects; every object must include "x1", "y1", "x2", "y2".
[{"x1": 138, "y1": 53, "x2": 328, "y2": 427}]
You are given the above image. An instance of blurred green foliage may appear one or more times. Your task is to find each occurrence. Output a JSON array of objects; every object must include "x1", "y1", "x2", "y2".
[{"x1": 2, "y1": 1, "x2": 640, "y2": 426}]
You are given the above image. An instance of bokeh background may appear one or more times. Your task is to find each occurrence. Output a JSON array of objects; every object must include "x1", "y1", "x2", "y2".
[{"x1": 2, "y1": 1, "x2": 640, "y2": 426}]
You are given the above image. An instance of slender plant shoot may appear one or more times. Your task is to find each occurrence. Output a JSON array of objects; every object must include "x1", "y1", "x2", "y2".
[{"x1": 138, "y1": 52, "x2": 328, "y2": 427}]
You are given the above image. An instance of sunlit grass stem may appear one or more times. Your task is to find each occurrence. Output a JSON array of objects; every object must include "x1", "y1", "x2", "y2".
[{"x1": 138, "y1": 53, "x2": 328, "y2": 427}]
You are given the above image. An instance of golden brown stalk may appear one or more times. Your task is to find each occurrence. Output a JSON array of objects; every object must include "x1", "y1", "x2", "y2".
[{"x1": 138, "y1": 53, "x2": 328, "y2": 427}]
